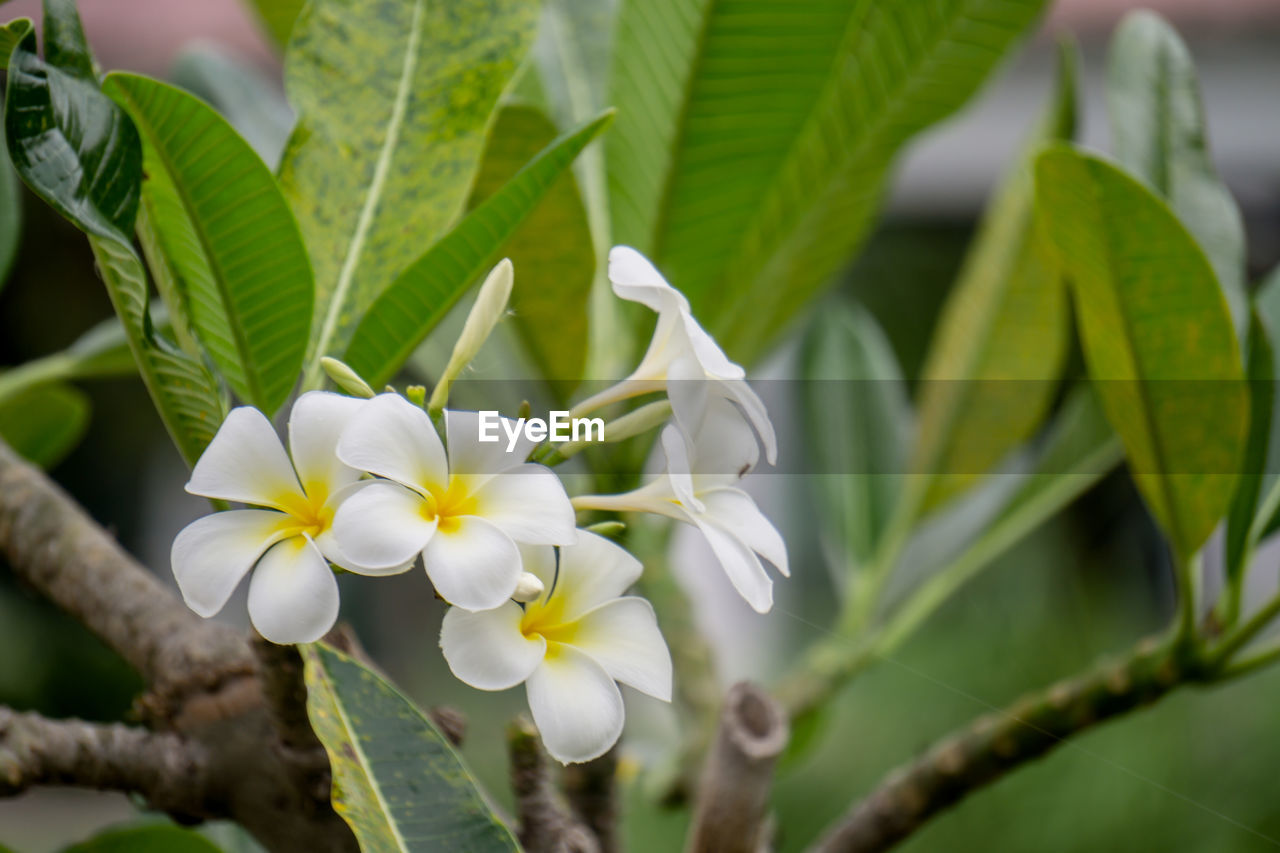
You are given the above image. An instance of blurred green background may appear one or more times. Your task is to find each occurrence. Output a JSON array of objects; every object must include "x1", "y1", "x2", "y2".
[{"x1": 2, "y1": 0, "x2": 1280, "y2": 850}]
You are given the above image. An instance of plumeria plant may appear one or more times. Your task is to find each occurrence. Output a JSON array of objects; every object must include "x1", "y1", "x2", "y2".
[{"x1": 2, "y1": 1, "x2": 1278, "y2": 852}]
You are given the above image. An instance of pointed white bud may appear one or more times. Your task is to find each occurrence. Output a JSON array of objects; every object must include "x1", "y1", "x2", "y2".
[
  {"x1": 428, "y1": 259, "x2": 514, "y2": 413},
  {"x1": 319, "y1": 357, "x2": 375, "y2": 398}
]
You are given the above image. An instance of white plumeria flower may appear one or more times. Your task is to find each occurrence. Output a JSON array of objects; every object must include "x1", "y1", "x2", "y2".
[
  {"x1": 171, "y1": 391, "x2": 371, "y2": 644},
  {"x1": 439, "y1": 532, "x2": 672, "y2": 764},
  {"x1": 572, "y1": 400, "x2": 788, "y2": 613},
  {"x1": 573, "y1": 246, "x2": 776, "y2": 465},
  {"x1": 332, "y1": 393, "x2": 577, "y2": 611}
]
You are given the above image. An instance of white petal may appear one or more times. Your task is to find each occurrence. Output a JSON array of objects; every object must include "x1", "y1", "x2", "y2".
[
  {"x1": 691, "y1": 398, "x2": 762, "y2": 489},
  {"x1": 608, "y1": 246, "x2": 689, "y2": 314},
  {"x1": 470, "y1": 464, "x2": 577, "y2": 545},
  {"x1": 186, "y1": 407, "x2": 303, "y2": 509},
  {"x1": 336, "y1": 393, "x2": 448, "y2": 494},
  {"x1": 718, "y1": 378, "x2": 777, "y2": 466},
  {"x1": 659, "y1": 424, "x2": 702, "y2": 513},
  {"x1": 666, "y1": 352, "x2": 711, "y2": 461},
  {"x1": 694, "y1": 516, "x2": 773, "y2": 613},
  {"x1": 288, "y1": 391, "x2": 366, "y2": 497},
  {"x1": 247, "y1": 536, "x2": 340, "y2": 644},
  {"x1": 526, "y1": 646, "x2": 625, "y2": 764},
  {"x1": 171, "y1": 509, "x2": 290, "y2": 617},
  {"x1": 440, "y1": 602, "x2": 546, "y2": 690},
  {"x1": 445, "y1": 409, "x2": 535, "y2": 484},
  {"x1": 422, "y1": 516, "x2": 521, "y2": 611},
  {"x1": 551, "y1": 531, "x2": 643, "y2": 620},
  {"x1": 680, "y1": 311, "x2": 745, "y2": 380},
  {"x1": 571, "y1": 598, "x2": 672, "y2": 701},
  {"x1": 517, "y1": 544, "x2": 559, "y2": 602},
  {"x1": 700, "y1": 488, "x2": 789, "y2": 577},
  {"x1": 331, "y1": 481, "x2": 437, "y2": 572}
]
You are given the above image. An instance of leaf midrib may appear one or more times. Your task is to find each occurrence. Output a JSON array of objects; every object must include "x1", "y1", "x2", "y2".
[
  {"x1": 307, "y1": 0, "x2": 426, "y2": 379},
  {"x1": 116, "y1": 82, "x2": 266, "y2": 404},
  {"x1": 720, "y1": 0, "x2": 1037, "y2": 323},
  {"x1": 320, "y1": 662, "x2": 412, "y2": 853}
]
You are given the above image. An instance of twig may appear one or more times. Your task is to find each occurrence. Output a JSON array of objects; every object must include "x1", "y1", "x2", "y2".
[
  {"x1": 508, "y1": 716, "x2": 600, "y2": 853},
  {"x1": 0, "y1": 707, "x2": 212, "y2": 821},
  {"x1": 0, "y1": 439, "x2": 251, "y2": 693},
  {"x1": 562, "y1": 748, "x2": 620, "y2": 852},
  {"x1": 686, "y1": 682, "x2": 789, "y2": 853},
  {"x1": 810, "y1": 637, "x2": 1188, "y2": 853}
]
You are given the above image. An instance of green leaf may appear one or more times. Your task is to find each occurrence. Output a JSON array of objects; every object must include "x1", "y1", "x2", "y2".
[
  {"x1": 61, "y1": 824, "x2": 223, "y2": 853},
  {"x1": 798, "y1": 300, "x2": 910, "y2": 587},
  {"x1": 0, "y1": 80, "x2": 23, "y2": 290},
  {"x1": 1106, "y1": 10, "x2": 1246, "y2": 339},
  {"x1": 280, "y1": 0, "x2": 539, "y2": 383},
  {"x1": 243, "y1": 0, "x2": 305, "y2": 47},
  {"x1": 5, "y1": 19, "x2": 224, "y2": 466},
  {"x1": 89, "y1": 234, "x2": 225, "y2": 464},
  {"x1": 302, "y1": 643, "x2": 518, "y2": 853},
  {"x1": 468, "y1": 104, "x2": 593, "y2": 395},
  {"x1": 607, "y1": 0, "x2": 1050, "y2": 364},
  {"x1": 1225, "y1": 309, "x2": 1273, "y2": 581},
  {"x1": 911, "y1": 40, "x2": 1077, "y2": 515},
  {"x1": 344, "y1": 110, "x2": 614, "y2": 388},
  {"x1": 5, "y1": 29, "x2": 139, "y2": 242},
  {"x1": 1034, "y1": 146, "x2": 1247, "y2": 557},
  {"x1": 0, "y1": 382, "x2": 89, "y2": 468},
  {"x1": 1244, "y1": 265, "x2": 1280, "y2": 542},
  {"x1": 0, "y1": 17, "x2": 32, "y2": 70},
  {"x1": 104, "y1": 72, "x2": 314, "y2": 414}
]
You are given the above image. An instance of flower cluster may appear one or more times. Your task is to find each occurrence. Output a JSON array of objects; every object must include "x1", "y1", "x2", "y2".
[{"x1": 171, "y1": 248, "x2": 788, "y2": 763}]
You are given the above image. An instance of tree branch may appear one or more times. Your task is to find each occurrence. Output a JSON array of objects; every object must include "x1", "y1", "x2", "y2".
[
  {"x1": 508, "y1": 716, "x2": 600, "y2": 853},
  {"x1": 687, "y1": 682, "x2": 789, "y2": 853},
  {"x1": 0, "y1": 707, "x2": 212, "y2": 820},
  {"x1": 0, "y1": 439, "x2": 251, "y2": 694},
  {"x1": 810, "y1": 636, "x2": 1189, "y2": 852},
  {"x1": 561, "y1": 748, "x2": 619, "y2": 853}
]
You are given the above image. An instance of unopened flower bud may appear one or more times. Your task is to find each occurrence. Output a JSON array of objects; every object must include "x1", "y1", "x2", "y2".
[
  {"x1": 320, "y1": 357, "x2": 375, "y2": 398},
  {"x1": 512, "y1": 571, "x2": 545, "y2": 603}
]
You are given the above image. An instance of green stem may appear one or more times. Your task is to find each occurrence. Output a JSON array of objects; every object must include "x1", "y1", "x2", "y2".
[
  {"x1": 0, "y1": 352, "x2": 77, "y2": 404},
  {"x1": 1173, "y1": 549, "x2": 1200, "y2": 649},
  {"x1": 1207, "y1": 592, "x2": 1280, "y2": 669}
]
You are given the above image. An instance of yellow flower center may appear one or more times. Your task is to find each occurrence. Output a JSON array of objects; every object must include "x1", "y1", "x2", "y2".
[
  {"x1": 274, "y1": 489, "x2": 334, "y2": 540},
  {"x1": 519, "y1": 596, "x2": 579, "y2": 647},
  {"x1": 418, "y1": 477, "x2": 478, "y2": 533}
]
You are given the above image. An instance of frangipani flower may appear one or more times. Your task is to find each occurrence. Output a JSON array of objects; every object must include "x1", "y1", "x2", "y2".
[
  {"x1": 171, "y1": 391, "x2": 370, "y2": 644},
  {"x1": 573, "y1": 400, "x2": 788, "y2": 613},
  {"x1": 573, "y1": 246, "x2": 777, "y2": 465},
  {"x1": 439, "y1": 532, "x2": 672, "y2": 764},
  {"x1": 332, "y1": 393, "x2": 576, "y2": 611}
]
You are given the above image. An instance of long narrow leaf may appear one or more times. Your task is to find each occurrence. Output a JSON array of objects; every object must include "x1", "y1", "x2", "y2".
[
  {"x1": 344, "y1": 110, "x2": 613, "y2": 387},
  {"x1": 911, "y1": 41, "x2": 1077, "y2": 515},
  {"x1": 608, "y1": 0, "x2": 1050, "y2": 363},
  {"x1": 105, "y1": 72, "x2": 314, "y2": 414}
]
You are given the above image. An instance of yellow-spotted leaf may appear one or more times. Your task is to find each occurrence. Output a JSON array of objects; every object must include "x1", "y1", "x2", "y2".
[
  {"x1": 344, "y1": 110, "x2": 613, "y2": 388},
  {"x1": 1034, "y1": 146, "x2": 1246, "y2": 557},
  {"x1": 302, "y1": 643, "x2": 518, "y2": 853},
  {"x1": 280, "y1": 0, "x2": 539, "y2": 385}
]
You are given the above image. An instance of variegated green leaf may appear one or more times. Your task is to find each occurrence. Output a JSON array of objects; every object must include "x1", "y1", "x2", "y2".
[
  {"x1": 302, "y1": 643, "x2": 518, "y2": 853},
  {"x1": 280, "y1": 0, "x2": 539, "y2": 385}
]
